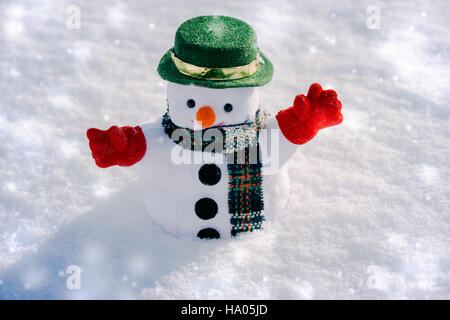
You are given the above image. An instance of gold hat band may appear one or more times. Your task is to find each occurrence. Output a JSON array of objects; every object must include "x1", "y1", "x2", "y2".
[{"x1": 171, "y1": 51, "x2": 260, "y2": 81}]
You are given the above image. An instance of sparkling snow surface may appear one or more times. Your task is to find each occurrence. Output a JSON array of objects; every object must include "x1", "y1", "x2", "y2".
[{"x1": 0, "y1": 0, "x2": 449, "y2": 299}]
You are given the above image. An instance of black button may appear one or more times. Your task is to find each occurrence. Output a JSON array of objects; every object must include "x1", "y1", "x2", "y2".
[
  {"x1": 195, "y1": 198, "x2": 218, "y2": 220},
  {"x1": 224, "y1": 103, "x2": 233, "y2": 112},
  {"x1": 197, "y1": 228, "x2": 220, "y2": 239},
  {"x1": 198, "y1": 164, "x2": 221, "y2": 185},
  {"x1": 186, "y1": 99, "x2": 196, "y2": 108}
]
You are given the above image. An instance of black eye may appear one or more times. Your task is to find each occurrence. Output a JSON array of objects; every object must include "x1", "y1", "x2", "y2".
[
  {"x1": 187, "y1": 99, "x2": 196, "y2": 108},
  {"x1": 224, "y1": 103, "x2": 233, "y2": 112}
]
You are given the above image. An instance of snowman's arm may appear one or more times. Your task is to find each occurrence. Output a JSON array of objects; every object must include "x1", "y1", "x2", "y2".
[
  {"x1": 86, "y1": 125, "x2": 147, "y2": 168},
  {"x1": 260, "y1": 83, "x2": 343, "y2": 170},
  {"x1": 259, "y1": 116, "x2": 299, "y2": 170}
]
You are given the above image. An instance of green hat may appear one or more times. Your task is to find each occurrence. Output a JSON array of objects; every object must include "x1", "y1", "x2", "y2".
[{"x1": 157, "y1": 15, "x2": 273, "y2": 89}]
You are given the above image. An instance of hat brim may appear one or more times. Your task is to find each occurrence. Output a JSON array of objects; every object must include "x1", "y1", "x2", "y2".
[{"x1": 157, "y1": 49, "x2": 273, "y2": 89}]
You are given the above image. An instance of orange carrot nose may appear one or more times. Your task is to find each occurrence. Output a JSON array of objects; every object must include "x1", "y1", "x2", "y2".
[{"x1": 196, "y1": 106, "x2": 216, "y2": 128}]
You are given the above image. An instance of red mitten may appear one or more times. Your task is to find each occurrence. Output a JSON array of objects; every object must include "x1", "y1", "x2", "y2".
[
  {"x1": 276, "y1": 83, "x2": 343, "y2": 145},
  {"x1": 86, "y1": 125, "x2": 147, "y2": 168}
]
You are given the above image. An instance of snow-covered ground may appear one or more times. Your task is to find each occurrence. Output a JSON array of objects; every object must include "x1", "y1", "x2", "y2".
[{"x1": 0, "y1": 0, "x2": 449, "y2": 299}]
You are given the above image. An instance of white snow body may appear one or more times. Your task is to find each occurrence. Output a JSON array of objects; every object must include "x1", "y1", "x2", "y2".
[{"x1": 138, "y1": 83, "x2": 298, "y2": 239}]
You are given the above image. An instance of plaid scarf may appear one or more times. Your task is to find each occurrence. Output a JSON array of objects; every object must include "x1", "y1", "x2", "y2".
[{"x1": 162, "y1": 109, "x2": 266, "y2": 236}]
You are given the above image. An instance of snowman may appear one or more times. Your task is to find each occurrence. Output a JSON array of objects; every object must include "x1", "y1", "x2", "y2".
[{"x1": 87, "y1": 16, "x2": 343, "y2": 239}]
